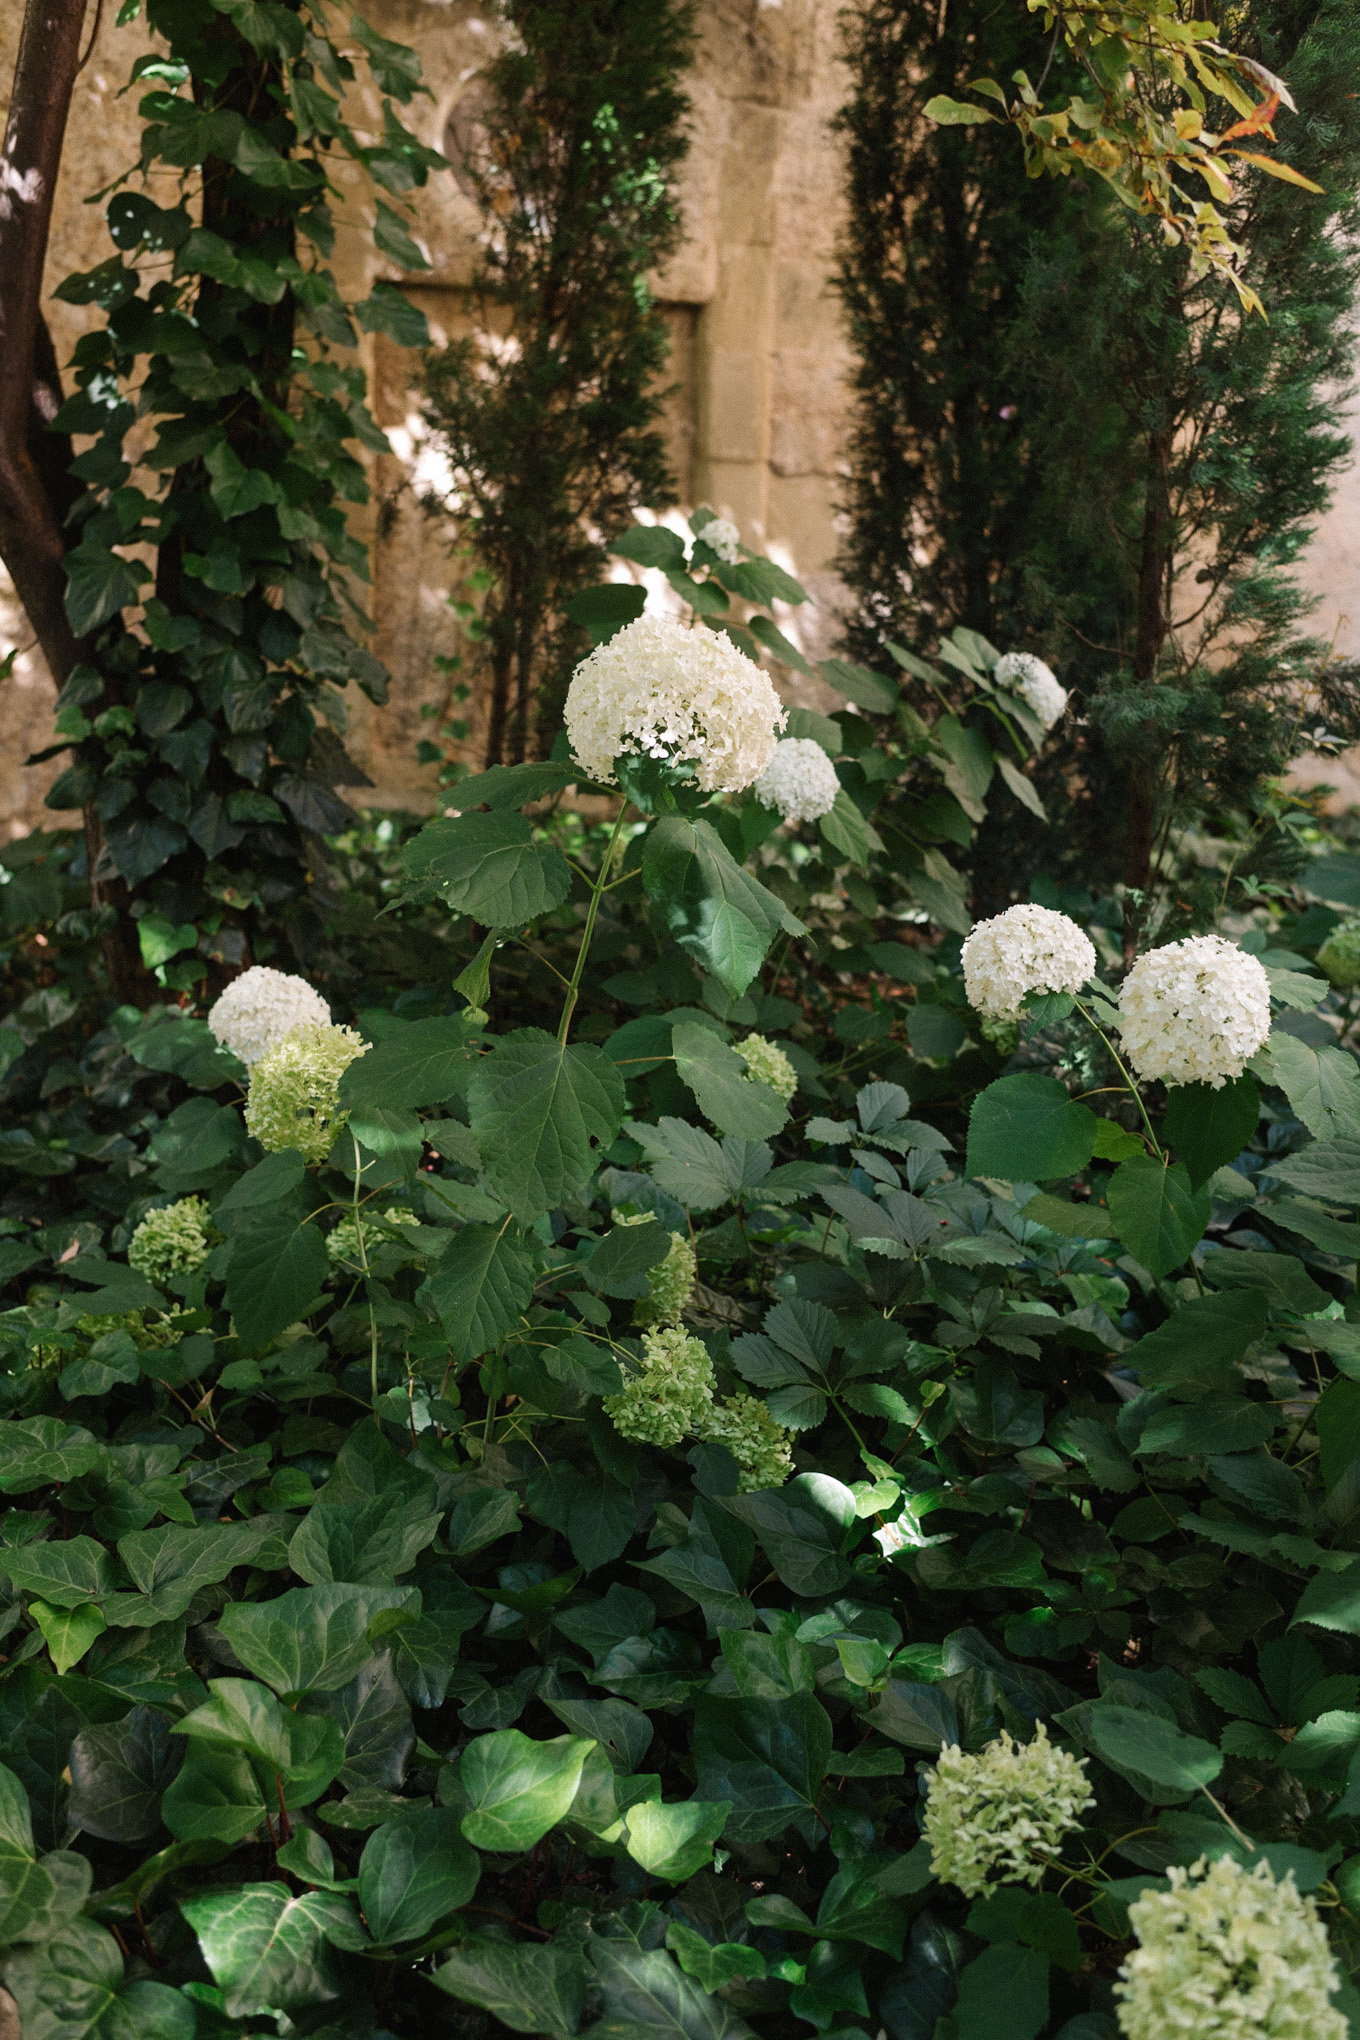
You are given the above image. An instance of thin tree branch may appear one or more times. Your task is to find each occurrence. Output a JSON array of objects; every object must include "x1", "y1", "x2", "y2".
[{"x1": 0, "y1": 0, "x2": 91, "y2": 689}]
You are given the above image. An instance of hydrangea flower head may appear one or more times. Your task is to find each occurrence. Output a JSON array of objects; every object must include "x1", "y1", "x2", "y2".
[
  {"x1": 604, "y1": 1325, "x2": 715, "y2": 1446},
  {"x1": 1118, "y1": 935, "x2": 1271, "y2": 1089},
  {"x1": 737, "y1": 1034, "x2": 798, "y2": 1103},
  {"x1": 207, "y1": 966, "x2": 331, "y2": 1067},
  {"x1": 328, "y1": 1207, "x2": 420, "y2": 1269},
  {"x1": 923, "y1": 1724, "x2": 1093, "y2": 1897},
  {"x1": 1317, "y1": 918, "x2": 1360, "y2": 989},
  {"x1": 695, "y1": 515, "x2": 741, "y2": 565},
  {"x1": 640, "y1": 1231, "x2": 697, "y2": 1326},
  {"x1": 1116, "y1": 1853, "x2": 1345, "y2": 2040},
  {"x1": 695, "y1": 1392, "x2": 794, "y2": 1491},
  {"x1": 128, "y1": 1199, "x2": 216, "y2": 1287},
  {"x1": 244, "y1": 1023, "x2": 368, "y2": 1165},
  {"x1": 563, "y1": 613, "x2": 786, "y2": 794},
  {"x1": 962, "y1": 904, "x2": 1096, "y2": 1021},
  {"x1": 755, "y1": 738, "x2": 841, "y2": 824},
  {"x1": 995, "y1": 651, "x2": 1068, "y2": 730}
]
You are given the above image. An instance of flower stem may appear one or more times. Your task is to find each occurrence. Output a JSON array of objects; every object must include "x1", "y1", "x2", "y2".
[
  {"x1": 1074, "y1": 996, "x2": 1164, "y2": 1161},
  {"x1": 558, "y1": 805, "x2": 630, "y2": 1046}
]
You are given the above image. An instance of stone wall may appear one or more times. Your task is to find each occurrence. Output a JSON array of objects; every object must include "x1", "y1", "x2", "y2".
[{"x1": 1, "y1": 0, "x2": 1355, "y2": 835}]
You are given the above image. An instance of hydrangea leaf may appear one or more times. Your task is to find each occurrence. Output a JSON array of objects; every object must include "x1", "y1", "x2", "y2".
[{"x1": 469, "y1": 1030, "x2": 624, "y2": 1220}]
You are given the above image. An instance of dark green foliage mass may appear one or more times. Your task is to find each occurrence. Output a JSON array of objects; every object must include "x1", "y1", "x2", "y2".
[{"x1": 420, "y1": 0, "x2": 695, "y2": 769}]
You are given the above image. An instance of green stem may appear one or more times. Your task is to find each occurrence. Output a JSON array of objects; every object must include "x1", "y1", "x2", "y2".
[
  {"x1": 558, "y1": 805, "x2": 630, "y2": 1046},
  {"x1": 1074, "y1": 996, "x2": 1164, "y2": 1160}
]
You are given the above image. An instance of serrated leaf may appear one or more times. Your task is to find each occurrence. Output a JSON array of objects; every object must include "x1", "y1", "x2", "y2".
[
  {"x1": 1164, "y1": 1076, "x2": 1260, "y2": 1190},
  {"x1": 672, "y1": 1023, "x2": 788, "y2": 1139},
  {"x1": 966, "y1": 1074, "x2": 1097, "y2": 1181},
  {"x1": 401, "y1": 813, "x2": 571, "y2": 926},
  {"x1": 1269, "y1": 1033, "x2": 1360, "y2": 1141},
  {"x1": 1105, "y1": 1156, "x2": 1210, "y2": 1279},
  {"x1": 468, "y1": 1031, "x2": 623, "y2": 1220},
  {"x1": 642, "y1": 816, "x2": 803, "y2": 998},
  {"x1": 339, "y1": 1017, "x2": 471, "y2": 1109},
  {"x1": 420, "y1": 1223, "x2": 536, "y2": 1359},
  {"x1": 223, "y1": 1215, "x2": 328, "y2": 1351}
]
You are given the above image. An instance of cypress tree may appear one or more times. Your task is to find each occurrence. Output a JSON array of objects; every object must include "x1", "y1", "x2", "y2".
[{"x1": 422, "y1": 0, "x2": 694, "y2": 768}]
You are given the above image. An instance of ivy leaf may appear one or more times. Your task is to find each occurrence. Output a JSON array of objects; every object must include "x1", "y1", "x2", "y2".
[
  {"x1": 458, "y1": 1730, "x2": 596, "y2": 1851},
  {"x1": 357, "y1": 1808, "x2": 479, "y2": 1944},
  {"x1": 219, "y1": 1583, "x2": 420, "y2": 1697},
  {"x1": 68, "y1": 1707, "x2": 182, "y2": 1843},
  {"x1": 173, "y1": 1680, "x2": 345, "y2": 1804},
  {"x1": 64, "y1": 547, "x2": 147, "y2": 634},
  {"x1": 590, "y1": 1937, "x2": 759, "y2": 2040},
  {"x1": 372, "y1": 200, "x2": 429, "y2": 270},
  {"x1": 223, "y1": 1216, "x2": 329, "y2": 1352},
  {"x1": 692, "y1": 1691, "x2": 833, "y2": 1844},
  {"x1": 469, "y1": 1031, "x2": 624, "y2": 1220},
  {"x1": 0, "y1": 1536, "x2": 112, "y2": 1609},
  {"x1": 7, "y1": 1923, "x2": 194, "y2": 2040},
  {"x1": 354, "y1": 283, "x2": 430, "y2": 346},
  {"x1": 420, "y1": 1222, "x2": 536, "y2": 1359},
  {"x1": 432, "y1": 1939, "x2": 588, "y2": 2039},
  {"x1": 966, "y1": 1074, "x2": 1098, "y2": 1182},
  {"x1": 625, "y1": 1799, "x2": 732, "y2": 1883},
  {"x1": 180, "y1": 1884, "x2": 368, "y2": 2017}
]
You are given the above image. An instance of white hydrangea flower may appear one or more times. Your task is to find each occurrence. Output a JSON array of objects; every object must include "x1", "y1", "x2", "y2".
[
  {"x1": 755, "y1": 738, "x2": 841, "y2": 824},
  {"x1": 207, "y1": 966, "x2": 331, "y2": 1067},
  {"x1": 1116, "y1": 1854, "x2": 1346, "y2": 2040},
  {"x1": 996, "y1": 651, "x2": 1068, "y2": 730},
  {"x1": 924, "y1": 1725, "x2": 1093, "y2": 1898},
  {"x1": 563, "y1": 613, "x2": 786, "y2": 794},
  {"x1": 696, "y1": 516, "x2": 741, "y2": 565},
  {"x1": 1118, "y1": 935, "x2": 1271, "y2": 1089},
  {"x1": 737, "y1": 1034, "x2": 798, "y2": 1103},
  {"x1": 127, "y1": 1198, "x2": 215, "y2": 1286},
  {"x1": 603, "y1": 1325, "x2": 715, "y2": 1446},
  {"x1": 244, "y1": 1023, "x2": 368, "y2": 1166},
  {"x1": 694, "y1": 1392, "x2": 794, "y2": 1491},
  {"x1": 962, "y1": 903, "x2": 1096, "y2": 1021}
]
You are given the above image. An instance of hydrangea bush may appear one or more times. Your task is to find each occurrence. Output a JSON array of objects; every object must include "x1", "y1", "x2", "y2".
[{"x1": 5, "y1": 564, "x2": 1360, "y2": 2040}]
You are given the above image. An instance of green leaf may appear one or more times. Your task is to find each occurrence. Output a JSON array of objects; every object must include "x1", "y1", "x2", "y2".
[
  {"x1": 1105, "y1": 1157, "x2": 1210, "y2": 1279},
  {"x1": 458, "y1": 1730, "x2": 596, "y2": 1852},
  {"x1": 1269, "y1": 1033, "x2": 1360, "y2": 1141},
  {"x1": 68, "y1": 1706, "x2": 181, "y2": 1842},
  {"x1": 924, "y1": 91, "x2": 1001, "y2": 124},
  {"x1": 1164, "y1": 1076, "x2": 1261, "y2": 1189},
  {"x1": 373, "y1": 199, "x2": 429, "y2": 270},
  {"x1": 447, "y1": 1487, "x2": 522, "y2": 1556},
  {"x1": 1271, "y1": 1138, "x2": 1360, "y2": 1203},
  {"x1": 161, "y1": 1742, "x2": 268, "y2": 1843},
  {"x1": 180, "y1": 1883, "x2": 367, "y2": 2017},
  {"x1": 672, "y1": 1023, "x2": 788, "y2": 1139},
  {"x1": 32, "y1": 1602, "x2": 106, "y2": 1675},
  {"x1": 625, "y1": 1799, "x2": 731, "y2": 1883},
  {"x1": 469, "y1": 1030, "x2": 624, "y2": 1221},
  {"x1": 213, "y1": 1149, "x2": 306, "y2": 1216},
  {"x1": 358, "y1": 1807, "x2": 479, "y2": 1943},
  {"x1": 64, "y1": 548, "x2": 146, "y2": 635},
  {"x1": 818, "y1": 657, "x2": 898, "y2": 714},
  {"x1": 420, "y1": 1223, "x2": 536, "y2": 1359},
  {"x1": 666, "y1": 1922, "x2": 766, "y2": 1992},
  {"x1": 611, "y1": 524, "x2": 687, "y2": 570},
  {"x1": 7, "y1": 1921, "x2": 193, "y2": 2040},
  {"x1": 966, "y1": 1075, "x2": 1097, "y2": 1182},
  {"x1": 1083, "y1": 1705, "x2": 1223, "y2": 1797},
  {"x1": 353, "y1": 282, "x2": 429, "y2": 346},
  {"x1": 692, "y1": 1691, "x2": 833, "y2": 1843},
  {"x1": 642, "y1": 816, "x2": 803, "y2": 998},
  {"x1": 584, "y1": 1219, "x2": 671, "y2": 1295},
  {"x1": 219, "y1": 1583, "x2": 419, "y2": 1697},
  {"x1": 1130, "y1": 1289, "x2": 1267, "y2": 1394},
  {"x1": 433, "y1": 1939, "x2": 587, "y2": 2039},
  {"x1": 1020, "y1": 1192, "x2": 1114, "y2": 1239},
  {"x1": 288, "y1": 1498, "x2": 440, "y2": 1587},
  {"x1": 1293, "y1": 1558, "x2": 1360, "y2": 1635},
  {"x1": 0, "y1": 1536, "x2": 112, "y2": 1610},
  {"x1": 1136, "y1": 1393, "x2": 1278, "y2": 1458},
  {"x1": 564, "y1": 584, "x2": 647, "y2": 644},
  {"x1": 223, "y1": 1216, "x2": 328, "y2": 1351},
  {"x1": 340, "y1": 1017, "x2": 471, "y2": 1109},
  {"x1": 1201, "y1": 1249, "x2": 1331, "y2": 1314},
  {"x1": 174, "y1": 1680, "x2": 344, "y2": 1804},
  {"x1": 106, "y1": 1519, "x2": 282, "y2": 1626},
  {"x1": 955, "y1": 1944, "x2": 1049, "y2": 2040},
  {"x1": 747, "y1": 613, "x2": 812, "y2": 677},
  {"x1": 451, "y1": 763, "x2": 583, "y2": 810},
  {"x1": 401, "y1": 813, "x2": 571, "y2": 926},
  {"x1": 818, "y1": 789, "x2": 882, "y2": 869},
  {"x1": 723, "y1": 1476, "x2": 856, "y2": 1597},
  {"x1": 933, "y1": 717, "x2": 995, "y2": 822},
  {"x1": 589, "y1": 1938, "x2": 758, "y2": 2040}
]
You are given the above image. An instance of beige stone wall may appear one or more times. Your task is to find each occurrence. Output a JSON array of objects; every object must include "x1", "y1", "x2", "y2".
[{"x1": 2, "y1": 0, "x2": 1355, "y2": 835}]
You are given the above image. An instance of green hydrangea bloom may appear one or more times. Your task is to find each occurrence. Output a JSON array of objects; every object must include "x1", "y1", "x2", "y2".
[
  {"x1": 244, "y1": 1024, "x2": 368, "y2": 1165},
  {"x1": 695, "y1": 1391, "x2": 794, "y2": 1492},
  {"x1": 127, "y1": 1198, "x2": 215, "y2": 1286},
  {"x1": 604, "y1": 1325, "x2": 715, "y2": 1446},
  {"x1": 1317, "y1": 918, "x2": 1360, "y2": 989},
  {"x1": 328, "y1": 1207, "x2": 419, "y2": 1268},
  {"x1": 737, "y1": 1033, "x2": 798, "y2": 1103},
  {"x1": 923, "y1": 1725, "x2": 1093, "y2": 1898}
]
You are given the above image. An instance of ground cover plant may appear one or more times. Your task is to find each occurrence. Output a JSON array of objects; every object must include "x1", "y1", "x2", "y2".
[{"x1": 6, "y1": 582, "x2": 1360, "y2": 2040}]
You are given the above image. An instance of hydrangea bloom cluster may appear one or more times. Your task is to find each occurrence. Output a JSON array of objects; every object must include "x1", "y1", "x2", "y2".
[
  {"x1": 695, "y1": 1392, "x2": 794, "y2": 1492},
  {"x1": 695, "y1": 515, "x2": 741, "y2": 565},
  {"x1": 962, "y1": 904, "x2": 1096, "y2": 1021},
  {"x1": 128, "y1": 1199, "x2": 215, "y2": 1286},
  {"x1": 1118, "y1": 935, "x2": 1271, "y2": 1088},
  {"x1": 738, "y1": 1034, "x2": 798, "y2": 1102},
  {"x1": 754, "y1": 737, "x2": 841, "y2": 824},
  {"x1": 995, "y1": 651, "x2": 1068, "y2": 730},
  {"x1": 923, "y1": 1725, "x2": 1093, "y2": 1897},
  {"x1": 639, "y1": 1232, "x2": 697, "y2": 1327},
  {"x1": 207, "y1": 966, "x2": 331, "y2": 1066},
  {"x1": 1317, "y1": 918, "x2": 1360, "y2": 988},
  {"x1": 244, "y1": 1023, "x2": 368, "y2": 1165},
  {"x1": 1115, "y1": 1854, "x2": 1345, "y2": 2040},
  {"x1": 327, "y1": 1207, "x2": 419, "y2": 1269},
  {"x1": 603, "y1": 1325, "x2": 716, "y2": 1446},
  {"x1": 563, "y1": 613, "x2": 786, "y2": 794}
]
